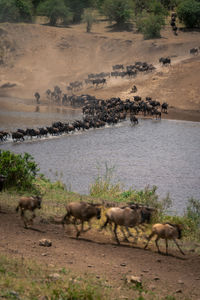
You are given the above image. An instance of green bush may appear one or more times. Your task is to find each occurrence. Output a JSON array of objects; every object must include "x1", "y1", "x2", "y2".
[
  {"x1": 177, "y1": 0, "x2": 200, "y2": 28},
  {"x1": 0, "y1": 150, "x2": 39, "y2": 191},
  {"x1": 101, "y1": 0, "x2": 134, "y2": 26},
  {"x1": 0, "y1": 0, "x2": 33, "y2": 23},
  {"x1": 37, "y1": 0, "x2": 72, "y2": 26},
  {"x1": 136, "y1": 12, "x2": 165, "y2": 39}
]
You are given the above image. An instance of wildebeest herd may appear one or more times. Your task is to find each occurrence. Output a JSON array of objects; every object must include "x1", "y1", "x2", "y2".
[
  {"x1": 15, "y1": 195, "x2": 185, "y2": 256},
  {"x1": 0, "y1": 94, "x2": 168, "y2": 143}
]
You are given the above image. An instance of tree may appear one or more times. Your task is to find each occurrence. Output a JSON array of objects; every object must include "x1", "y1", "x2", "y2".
[
  {"x1": 65, "y1": 0, "x2": 95, "y2": 23},
  {"x1": 102, "y1": 0, "x2": 134, "y2": 27},
  {"x1": 177, "y1": 0, "x2": 200, "y2": 28},
  {"x1": 0, "y1": 0, "x2": 33, "y2": 23},
  {"x1": 82, "y1": 8, "x2": 98, "y2": 32},
  {"x1": 136, "y1": 12, "x2": 165, "y2": 39},
  {"x1": 37, "y1": 0, "x2": 71, "y2": 26}
]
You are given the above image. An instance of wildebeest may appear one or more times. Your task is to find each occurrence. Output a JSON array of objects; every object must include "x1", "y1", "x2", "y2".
[
  {"x1": 16, "y1": 195, "x2": 42, "y2": 228},
  {"x1": 159, "y1": 57, "x2": 171, "y2": 65},
  {"x1": 130, "y1": 114, "x2": 138, "y2": 124},
  {"x1": 62, "y1": 201, "x2": 101, "y2": 238},
  {"x1": 34, "y1": 92, "x2": 40, "y2": 104},
  {"x1": 190, "y1": 47, "x2": 199, "y2": 55},
  {"x1": 12, "y1": 131, "x2": 24, "y2": 142},
  {"x1": 144, "y1": 223, "x2": 185, "y2": 255},
  {"x1": 101, "y1": 205, "x2": 153, "y2": 244}
]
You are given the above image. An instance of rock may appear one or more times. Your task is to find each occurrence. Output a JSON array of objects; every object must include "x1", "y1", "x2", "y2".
[
  {"x1": 125, "y1": 275, "x2": 142, "y2": 286},
  {"x1": 175, "y1": 289, "x2": 182, "y2": 293},
  {"x1": 39, "y1": 239, "x2": 52, "y2": 247},
  {"x1": 41, "y1": 253, "x2": 48, "y2": 256},
  {"x1": 178, "y1": 280, "x2": 184, "y2": 284},
  {"x1": 49, "y1": 273, "x2": 61, "y2": 281},
  {"x1": 154, "y1": 277, "x2": 160, "y2": 281},
  {"x1": 120, "y1": 263, "x2": 126, "y2": 267}
]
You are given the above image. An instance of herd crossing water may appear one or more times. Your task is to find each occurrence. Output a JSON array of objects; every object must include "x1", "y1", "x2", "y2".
[{"x1": 1, "y1": 110, "x2": 200, "y2": 215}]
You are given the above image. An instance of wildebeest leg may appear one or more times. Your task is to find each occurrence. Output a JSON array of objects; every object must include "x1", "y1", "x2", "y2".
[
  {"x1": 21, "y1": 209, "x2": 28, "y2": 229},
  {"x1": 75, "y1": 220, "x2": 81, "y2": 238},
  {"x1": 155, "y1": 237, "x2": 161, "y2": 253},
  {"x1": 144, "y1": 232, "x2": 155, "y2": 249},
  {"x1": 114, "y1": 223, "x2": 120, "y2": 244},
  {"x1": 29, "y1": 211, "x2": 36, "y2": 225},
  {"x1": 82, "y1": 220, "x2": 92, "y2": 233},
  {"x1": 100, "y1": 217, "x2": 109, "y2": 231},
  {"x1": 121, "y1": 226, "x2": 130, "y2": 242},
  {"x1": 173, "y1": 238, "x2": 185, "y2": 255},
  {"x1": 165, "y1": 238, "x2": 168, "y2": 255},
  {"x1": 62, "y1": 212, "x2": 70, "y2": 228}
]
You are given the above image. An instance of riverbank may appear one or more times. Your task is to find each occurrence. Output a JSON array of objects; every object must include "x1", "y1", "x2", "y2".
[{"x1": 0, "y1": 22, "x2": 200, "y2": 127}]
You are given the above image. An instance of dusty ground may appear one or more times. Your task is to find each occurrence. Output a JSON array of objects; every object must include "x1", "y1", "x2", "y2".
[
  {"x1": 0, "y1": 208, "x2": 200, "y2": 299},
  {"x1": 0, "y1": 21, "x2": 200, "y2": 124}
]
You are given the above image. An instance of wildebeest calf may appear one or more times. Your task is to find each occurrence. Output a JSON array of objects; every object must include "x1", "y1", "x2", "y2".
[{"x1": 144, "y1": 223, "x2": 185, "y2": 255}]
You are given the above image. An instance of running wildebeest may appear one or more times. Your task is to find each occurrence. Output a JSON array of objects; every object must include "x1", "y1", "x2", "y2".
[
  {"x1": 101, "y1": 205, "x2": 153, "y2": 244},
  {"x1": 16, "y1": 195, "x2": 42, "y2": 228},
  {"x1": 144, "y1": 223, "x2": 185, "y2": 255},
  {"x1": 159, "y1": 57, "x2": 171, "y2": 66},
  {"x1": 62, "y1": 201, "x2": 101, "y2": 238}
]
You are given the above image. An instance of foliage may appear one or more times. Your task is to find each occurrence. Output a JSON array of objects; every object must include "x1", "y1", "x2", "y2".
[
  {"x1": 65, "y1": 0, "x2": 95, "y2": 23},
  {"x1": 136, "y1": 11, "x2": 165, "y2": 39},
  {"x1": 82, "y1": 8, "x2": 98, "y2": 32},
  {"x1": 177, "y1": 0, "x2": 200, "y2": 28},
  {"x1": 0, "y1": 150, "x2": 39, "y2": 191},
  {"x1": 37, "y1": 0, "x2": 72, "y2": 26},
  {"x1": 0, "y1": 254, "x2": 108, "y2": 299},
  {"x1": 0, "y1": 0, "x2": 33, "y2": 23},
  {"x1": 101, "y1": 0, "x2": 134, "y2": 26},
  {"x1": 183, "y1": 198, "x2": 200, "y2": 240}
]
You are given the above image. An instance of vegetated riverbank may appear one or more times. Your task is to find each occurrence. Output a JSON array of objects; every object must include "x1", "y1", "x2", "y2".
[{"x1": 0, "y1": 176, "x2": 200, "y2": 300}]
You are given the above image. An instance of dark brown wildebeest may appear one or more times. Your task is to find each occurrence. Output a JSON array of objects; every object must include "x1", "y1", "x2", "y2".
[
  {"x1": 144, "y1": 223, "x2": 185, "y2": 255},
  {"x1": 190, "y1": 47, "x2": 199, "y2": 55},
  {"x1": 16, "y1": 196, "x2": 42, "y2": 228},
  {"x1": 62, "y1": 201, "x2": 101, "y2": 238}
]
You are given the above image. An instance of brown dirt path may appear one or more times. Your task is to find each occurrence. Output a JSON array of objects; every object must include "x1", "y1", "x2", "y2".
[{"x1": 1, "y1": 209, "x2": 200, "y2": 299}]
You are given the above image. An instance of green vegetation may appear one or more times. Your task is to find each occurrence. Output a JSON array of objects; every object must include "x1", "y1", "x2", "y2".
[
  {"x1": 0, "y1": 254, "x2": 108, "y2": 300},
  {"x1": 37, "y1": 0, "x2": 72, "y2": 26},
  {"x1": 101, "y1": 0, "x2": 134, "y2": 27},
  {"x1": 0, "y1": 0, "x2": 33, "y2": 23},
  {"x1": 0, "y1": 150, "x2": 39, "y2": 192},
  {"x1": 82, "y1": 8, "x2": 98, "y2": 32},
  {"x1": 177, "y1": 0, "x2": 200, "y2": 28},
  {"x1": 1, "y1": 150, "x2": 200, "y2": 241}
]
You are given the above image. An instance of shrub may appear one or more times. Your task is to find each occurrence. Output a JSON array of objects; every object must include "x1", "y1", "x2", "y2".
[
  {"x1": 37, "y1": 0, "x2": 72, "y2": 26},
  {"x1": 101, "y1": 0, "x2": 134, "y2": 26},
  {"x1": 82, "y1": 8, "x2": 98, "y2": 32},
  {"x1": 0, "y1": 150, "x2": 39, "y2": 191},
  {"x1": 136, "y1": 12, "x2": 165, "y2": 39},
  {"x1": 0, "y1": 0, "x2": 33, "y2": 23},
  {"x1": 177, "y1": 0, "x2": 200, "y2": 28}
]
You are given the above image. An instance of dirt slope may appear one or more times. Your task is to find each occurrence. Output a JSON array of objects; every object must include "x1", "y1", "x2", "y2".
[
  {"x1": 0, "y1": 209, "x2": 200, "y2": 299},
  {"x1": 0, "y1": 21, "x2": 200, "y2": 122}
]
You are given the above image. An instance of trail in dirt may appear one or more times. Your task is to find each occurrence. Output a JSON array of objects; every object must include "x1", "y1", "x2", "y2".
[{"x1": 0, "y1": 210, "x2": 200, "y2": 299}]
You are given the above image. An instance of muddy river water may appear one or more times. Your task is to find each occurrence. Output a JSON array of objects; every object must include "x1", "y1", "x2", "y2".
[{"x1": 0, "y1": 99, "x2": 200, "y2": 215}]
